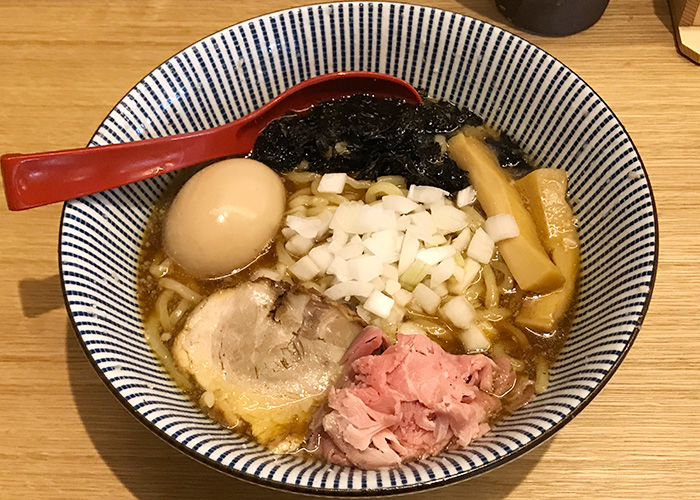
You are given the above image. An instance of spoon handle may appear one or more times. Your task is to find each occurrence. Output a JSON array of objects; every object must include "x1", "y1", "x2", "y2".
[{"x1": 1, "y1": 126, "x2": 251, "y2": 211}]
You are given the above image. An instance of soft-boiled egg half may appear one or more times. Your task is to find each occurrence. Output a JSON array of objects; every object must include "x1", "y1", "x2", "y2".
[{"x1": 163, "y1": 158, "x2": 286, "y2": 279}]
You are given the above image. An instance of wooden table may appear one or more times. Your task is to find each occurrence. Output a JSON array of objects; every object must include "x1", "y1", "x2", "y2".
[{"x1": 1, "y1": 1, "x2": 698, "y2": 499}]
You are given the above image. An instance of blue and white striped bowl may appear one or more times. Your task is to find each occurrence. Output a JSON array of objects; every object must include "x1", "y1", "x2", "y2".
[{"x1": 60, "y1": 2, "x2": 656, "y2": 495}]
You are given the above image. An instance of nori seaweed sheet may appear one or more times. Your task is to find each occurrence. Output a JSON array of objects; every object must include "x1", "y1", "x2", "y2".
[{"x1": 251, "y1": 94, "x2": 533, "y2": 193}]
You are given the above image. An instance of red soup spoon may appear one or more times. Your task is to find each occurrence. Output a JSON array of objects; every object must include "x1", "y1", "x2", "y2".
[{"x1": 1, "y1": 71, "x2": 422, "y2": 211}]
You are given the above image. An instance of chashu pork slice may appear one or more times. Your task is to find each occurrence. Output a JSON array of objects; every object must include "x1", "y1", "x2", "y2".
[{"x1": 173, "y1": 279, "x2": 364, "y2": 447}]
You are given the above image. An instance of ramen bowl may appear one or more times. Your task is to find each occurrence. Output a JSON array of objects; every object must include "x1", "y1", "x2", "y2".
[{"x1": 60, "y1": 2, "x2": 656, "y2": 495}]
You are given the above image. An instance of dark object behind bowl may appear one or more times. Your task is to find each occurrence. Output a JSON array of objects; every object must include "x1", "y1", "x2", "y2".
[{"x1": 495, "y1": 0, "x2": 609, "y2": 36}]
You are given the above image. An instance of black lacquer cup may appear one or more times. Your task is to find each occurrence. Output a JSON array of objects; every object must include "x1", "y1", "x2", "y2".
[{"x1": 495, "y1": 0, "x2": 609, "y2": 36}]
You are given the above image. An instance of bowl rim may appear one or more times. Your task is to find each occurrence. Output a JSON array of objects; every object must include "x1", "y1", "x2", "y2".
[{"x1": 58, "y1": 1, "x2": 658, "y2": 495}]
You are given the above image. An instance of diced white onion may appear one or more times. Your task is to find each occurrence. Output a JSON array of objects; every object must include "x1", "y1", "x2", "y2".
[
  {"x1": 382, "y1": 194, "x2": 420, "y2": 214},
  {"x1": 371, "y1": 276, "x2": 386, "y2": 291},
  {"x1": 327, "y1": 257, "x2": 351, "y2": 282},
  {"x1": 451, "y1": 227, "x2": 472, "y2": 253},
  {"x1": 462, "y1": 258, "x2": 482, "y2": 286},
  {"x1": 327, "y1": 229, "x2": 348, "y2": 254},
  {"x1": 286, "y1": 215, "x2": 319, "y2": 239},
  {"x1": 355, "y1": 305, "x2": 374, "y2": 323},
  {"x1": 381, "y1": 263, "x2": 399, "y2": 281},
  {"x1": 483, "y1": 213, "x2": 520, "y2": 242},
  {"x1": 417, "y1": 245, "x2": 456, "y2": 266},
  {"x1": 440, "y1": 295, "x2": 476, "y2": 329},
  {"x1": 408, "y1": 185, "x2": 449, "y2": 204},
  {"x1": 459, "y1": 324, "x2": 491, "y2": 352},
  {"x1": 363, "y1": 229, "x2": 398, "y2": 263},
  {"x1": 456, "y1": 186, "x2": 477, "y2": 207},
  {"x1": 377, "y1": 209, "x2": 399, "y2": 231},
  {"x1": 281, "y1": 227, "x2": 296, "y2": 239},
  {"x1": 392, "y1": 288, "x2": 413, "y2": 307},
  {"x1": 448, "y1": 258, "x2": 481, "y2": 295},
  {"x1": 385, "y1": 279, "x2": 402, "y2": 295},
  {"x1": 467, "y1": 228, "x2": 495, "y2": 263},
  {"x1": 333, "y1": 235, "x2": 365, "y2": 260},
  {"x1": 346, "y1": 255, "x2": 383, "y2": 282},
  {"x1": 430, "y1": 258, "x2": 456, "y2": 288},
  {"x1": 384, "y1": 304, "x2": 406, "y2": 327},
  {"x1": 412, "y1": 283, "x2": 441, "y2": 315},
  {"x1": 398, "y1": 321, "x2": 428, "y2": 337},
  {"x1": 285, "y1": 234, "x2": 315, "y2": 256},
  {"x1": 325, "y1": 281, "x2": 374, "y2": 301},
  {"x1": 396, "y1": 215, "x2": 411, "y2": 231},
  {"x1": 352, "y1": 204, "x2": 384, "y2": 234},
  {"x1": 330, "y1": 202, "x2": 362, "y2": 233},
  {"x1": 317, "y1": 172, "x2": 347, "y2": 193},
  {"x1": 308, "y1": 245, "x2": 333, "y2": 273},
  {"x1": 363, "y1": 291, "x2": 395, "y2": 319},
  {"x1": 315, "y1": 211, "x2": 333, "y2": 238},
  {"x1": 431, "y1": 205, "x2": 468, "y2": 233},
  {"x1": 433, "y1": 282, "x2": 449, "y2": 297},
  {"x1": 398, "y1": 232, "x2": 420, "y2": 275},
  {"x1": 408, "y1": 212, "x2": 437, "y2": 240},
  {"x1": 289, "y1": 255, "x2": 320, "y2": 281},
  {"x1": 422, "y1": 233, "x2": 448, "y2": 247}
]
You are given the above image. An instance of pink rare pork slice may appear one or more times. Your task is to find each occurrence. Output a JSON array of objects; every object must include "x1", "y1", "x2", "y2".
[{"x1": 312, "y1": 327, "x2": 517, "y2": 469}]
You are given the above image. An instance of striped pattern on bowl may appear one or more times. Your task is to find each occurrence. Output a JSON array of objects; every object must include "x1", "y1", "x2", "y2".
[{"x1": 60, "y1": 2, "x2": 656, "y2": 495}]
